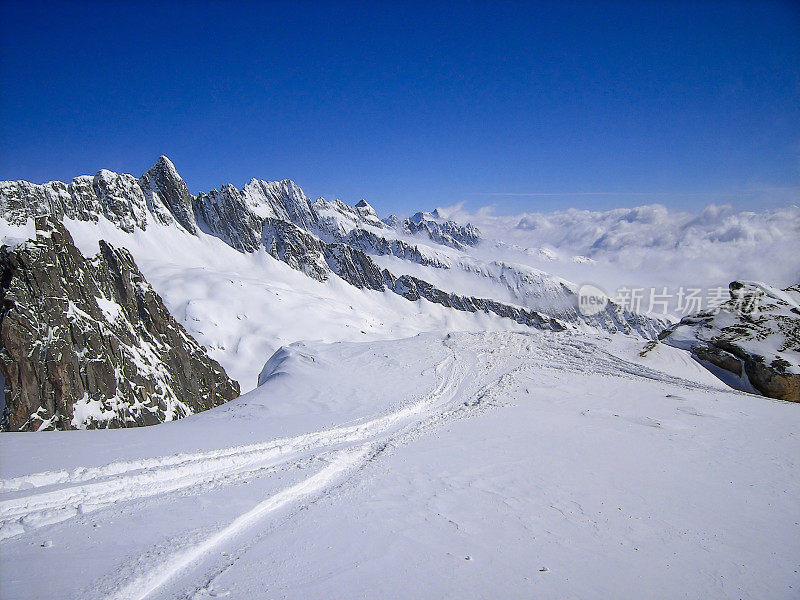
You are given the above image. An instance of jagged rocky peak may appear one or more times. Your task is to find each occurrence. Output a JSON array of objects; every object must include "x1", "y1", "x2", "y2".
[
  {"x1": 399, "y1": 209, "x2": 482, "y2": 249},
  {"x1": 382, "y1": 214, "x2": 401, "y2": 228},
  {"x1": 312, "y1": 196, "x2": 388, "y2": 243},
  {"x1": 0, "y1": 216, "x2": 239, "y2": 431},
  {"x1": 244, "y1": 179, "x2": 317, "y2": 230},
  {"x1": 0, "y1": 169, "x2": 150, "y2": 233},
  {"x1": 355, "y1": 199, "x2": 379, "y2": 219},
  {"x1": 139, "y1": 155, "x2": 197, "y2": 233},
  {"x1": 659, "y1": 281, "x2": 800, "y2": 402},
  {"x1": 193, "y1": 177, "x2": 321, "y2": 253},
  {"x1": 0, "y1": 155, "x2": 196, "y2": 234},
  {"x1": 194, "y1": 184, "x2": 262, "y2": 253}
]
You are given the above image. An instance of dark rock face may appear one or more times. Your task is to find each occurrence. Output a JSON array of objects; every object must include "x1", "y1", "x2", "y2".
[
  {"x1": 0, "y1": 171, "x2": 150, "y2": 233},
  {"x1": 660, "y1": 281, "x2": 800, "y2": 402},
  {"x1": 324, "y1": 244, "x2": 386, "y2": 291},
  {"x1": 0, "y1": 217, "x2": 239, "y2": 431},
  {"x1": 194, "y1": 185, "x2": 263, "y2": 253},
  {"x1": 343, "y1": 228, "x2": 446, "y2": 268},
  {"x1": 390, "y1": 275, "x2": 565, "y2": 331},
  {"x1": 138, "y1": 156, "x2": 197, "y2": 234},
  {"x1": 262, "y1": 218, "x2": 329, "y2": 281}
]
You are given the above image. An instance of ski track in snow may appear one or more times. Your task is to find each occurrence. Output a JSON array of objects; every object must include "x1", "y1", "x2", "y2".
[
  {"x1": 0, "y1": 333, "x2": 736, "y2": 599},
  {"x1": 0, "y1": 352, "x2": 461, "y2": 541}
]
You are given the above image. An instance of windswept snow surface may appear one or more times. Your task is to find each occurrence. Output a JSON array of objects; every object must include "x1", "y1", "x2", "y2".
[{"x1": 1, "y1": 332, "x2": 798, "y2": 600}]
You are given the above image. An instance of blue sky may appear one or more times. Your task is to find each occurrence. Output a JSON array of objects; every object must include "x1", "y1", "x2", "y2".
[{"x1": 1, "y1": 0, "x2": 798, "y2": 216}]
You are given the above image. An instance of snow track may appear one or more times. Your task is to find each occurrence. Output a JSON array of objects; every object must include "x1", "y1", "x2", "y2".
[
  {"x1": 0, "y1": 332, "x2": 746, "y2": 600},
  {"x1": 0, "y1": 353, "x2": 463, "y2": 542},
  {"x1": 106, "y1": 444, "x2": 374, "y2": 600}
]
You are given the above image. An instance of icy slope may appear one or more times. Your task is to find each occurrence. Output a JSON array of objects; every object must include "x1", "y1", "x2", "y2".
[{"x1": 0, "y1": 332, "x2": 797, "y2": 600}]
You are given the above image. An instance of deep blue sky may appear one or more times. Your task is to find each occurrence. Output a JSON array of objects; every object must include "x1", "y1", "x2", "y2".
[{"x1": 1, "y1": 1, "x2": 798, "y2": 216}]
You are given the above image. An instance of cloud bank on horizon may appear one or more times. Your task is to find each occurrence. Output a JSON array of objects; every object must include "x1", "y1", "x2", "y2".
[{"x1": 434, "y1": 201, "x2": 800, "y2": 296}]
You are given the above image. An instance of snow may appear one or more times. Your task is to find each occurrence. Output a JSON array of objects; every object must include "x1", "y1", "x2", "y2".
[
  {"x1": 70, "y1": 393, "x2": 116, "y2": 429},
  {"x1": 1, "y1": 172, "x2": 798, "y2": 598},
  {"x1": 95, "y1": 296, "x2": 123, "y2": 322},
  {"x1": 0, "y1": 331, "x2": 797, "y2": 599},
  {"x1": 0, "y1": 214, "x2": 537, "y2": 392}
]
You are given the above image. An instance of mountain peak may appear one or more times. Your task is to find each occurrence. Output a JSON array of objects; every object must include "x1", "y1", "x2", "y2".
[
  {"x1": 354, "y1": 199, "x2": 378, "y2": 219},
  {"x1": 149, "y1": 155, "x2": 182, "y2": 181},
  {"x1": 139, "y1": 156, "x2": 196, "y2": 233}
]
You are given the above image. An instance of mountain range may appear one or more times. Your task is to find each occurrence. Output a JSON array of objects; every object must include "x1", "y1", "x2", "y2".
[{"x1": 0, "y1": 157, "x2": 796, "y2": 432}]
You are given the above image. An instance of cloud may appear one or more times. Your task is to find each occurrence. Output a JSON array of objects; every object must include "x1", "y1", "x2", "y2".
[{"x1": 446, "y1": 202, "x2": 800, "y2": 292}]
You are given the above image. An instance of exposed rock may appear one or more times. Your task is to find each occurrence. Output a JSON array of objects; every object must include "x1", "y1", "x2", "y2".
[
  {"x1": 312, "y1": 198, "x2": 387, "y2": 240},
  {"x1": 323, "y1": 244, "x2": 386, "y2": 291},
  {"x1": 138, "y1": 155, "x2": 196, "y2": 233},
  {"x1": 0, "y1": 171, "x2": 150, "y2": 233},
  {"x1": 660, "y1": 281, "x2": 800, "y2": 402},
  {"x1": 382, "y1": 214, "x2": 401, "y2": 228},
  {"x1": 343, "y1": 228, "x2": 446, "y2": 268},
  {"x1": 194, "y1": 184, "x2": 263, "y2": 252},
  {"x1": 0, "y1": 217, "x2": 239, "y2": 431},
  {"x1": 390, "y1": 274, "x2": 565, "y2": 331},
  {"x1": 261, "y1": 218, "x2": 329, "y2": 281}
]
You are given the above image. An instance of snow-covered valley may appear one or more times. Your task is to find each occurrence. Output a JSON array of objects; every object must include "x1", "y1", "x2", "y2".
[{"x1": 3, "y1": 331, "x2": 798, "y2": 599}]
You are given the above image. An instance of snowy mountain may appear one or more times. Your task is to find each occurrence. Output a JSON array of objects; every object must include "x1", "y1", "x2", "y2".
[
  {"x1": 395, "y1": 208, "x2": 482, "y2": 249},
  {"x1": 0, "y1": 158, "x2": 665, "y2": 380},
  {"x1": 659, "y1": 281, "x2": 800, "y2": 402},
  {"x1": 0, "y1": 157, "x2": 798, "y2": 600}
]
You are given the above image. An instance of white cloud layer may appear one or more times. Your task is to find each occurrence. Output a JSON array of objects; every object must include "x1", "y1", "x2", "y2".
[{"x1": 436, "y1": 202, "x2": 800, "y2": 295}]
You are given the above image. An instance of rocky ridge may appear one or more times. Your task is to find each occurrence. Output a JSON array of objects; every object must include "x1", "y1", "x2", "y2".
[
  {"x1": 0, "y1": 156, "x2": 662, "y2": 337},
  {"x1": 0, "y1": 217, "x2": 239, "y2": 431}
]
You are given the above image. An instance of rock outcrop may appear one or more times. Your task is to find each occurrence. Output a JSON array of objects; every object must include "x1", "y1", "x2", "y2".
[
  {"x1": 659, "y1": 281, "x2": 800, "y2": 402},
  {"x1": 0, "y1": 217, "x2": 239, "y2": 431},
  {"x1": 139, "y1": 155, "x2": 197, "y2": 233},
  {"x1": 388, "y1": 274, "x2": 564, "y2": 331}
]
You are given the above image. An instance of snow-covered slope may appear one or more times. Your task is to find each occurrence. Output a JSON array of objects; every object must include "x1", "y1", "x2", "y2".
[
  {"x1": 659, "y1": 281, "x2": 800, "y2": 401},
  {"x1": 1, "y1": 332, "x2": 797, "y2": 599},
  {"x1": 1, "y1": 157, "x2": 798, "y2": 598}
]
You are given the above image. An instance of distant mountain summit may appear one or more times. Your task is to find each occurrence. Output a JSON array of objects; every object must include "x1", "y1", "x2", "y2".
[{"x1": 404, "y1": 209, "x2": 482, "y2": 249}]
